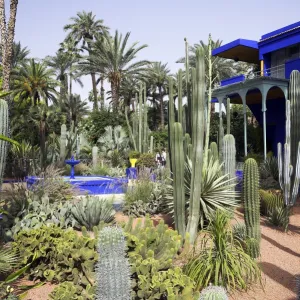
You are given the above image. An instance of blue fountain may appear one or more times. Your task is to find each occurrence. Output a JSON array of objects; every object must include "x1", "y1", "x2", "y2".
[{"x1": 65, "y1": 156, "x2": 81, "y2": 179}]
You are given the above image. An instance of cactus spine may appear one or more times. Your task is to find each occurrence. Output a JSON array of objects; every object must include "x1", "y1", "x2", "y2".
[
  {"x1": 223, "y1": 134, "x2": 236, "y2": 181},
  {"x1": 172, "y1": 122, "x2": 186, "y2": 237},
  {"x1": 0, "y1": 99, "x2": 8, "y2": 189},
  {"x1": 60, "y1": 124, "x2": 67, "y2": 164},
  {"x1": 278, "y1": 99, "x2": 300, "y2": 206},
  {"x1": 96, "y1": 226, "x2": 131, "y2": 300},
  {"x1": 243, "y1": 158, "x2": 260, "y2": 258}
]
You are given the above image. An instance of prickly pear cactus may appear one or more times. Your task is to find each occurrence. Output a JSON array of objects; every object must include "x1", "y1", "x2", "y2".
[
  {"x1": 199, "y1": 285, "x2": 228, "y2": 300},
  {"x1": 96, "y1": 226, "x2": 131, "y2": 300},
  {"x1": 0, "y1": 99, "x2": 8, "y2": 189}
]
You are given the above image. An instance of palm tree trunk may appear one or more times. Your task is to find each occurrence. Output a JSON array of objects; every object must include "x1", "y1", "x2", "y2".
[
  {"x1": 159, "y1": 86, "x2": 164, "y2": 129},
  {"x1": 111, "y1": 82, "x2": 119, "y2": 110},
  {"x1": 91, "y1": 72, "x2": 98, "y2": 111},
  {"x1": 100, "y1": 76, "x2": 104, "y2": 110},
  {"x1": 0, "y1": 0, "x2": 18, "y2": 93}
]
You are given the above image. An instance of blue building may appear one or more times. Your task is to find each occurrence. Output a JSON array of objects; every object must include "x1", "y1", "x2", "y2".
[{"x1": 212, "y1": 21, "x2": 300, "y2": 159}]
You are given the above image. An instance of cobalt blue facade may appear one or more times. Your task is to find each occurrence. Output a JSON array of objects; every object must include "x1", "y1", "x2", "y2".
[{"x1": 212, "y1": 21, "x2": 300, "y2": 156}]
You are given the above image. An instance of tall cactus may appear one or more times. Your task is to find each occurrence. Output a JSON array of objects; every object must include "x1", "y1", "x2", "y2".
[
  {"x1": 177, "y1": 69, "x2": 183, "y2": 125},
  {"x1": 138, "y1": 82, "x2": 143, "y2": 152},
  {"x1": 143, "y1": 83, "x2": 148, "y2": 153},
  {"x1": 278, "y1": 99, "x2": 300, "y2": 206},
  {"x1": 243, "y1": 158, "x2": 260, "y2": 258},
  {"x1": 92, "y1": 146, "x2": 98, "y2": 168},
  {"x1": 125, "y1": 107, "x2": 137, "y2": 151},
  {"x1": 96, "y1": 226, "x2": 131, "y2": 300},
  {"x1": 150, "y1": 135, "x2": 154, "y2": 153},
  {"x1": 186, "y1": 48, "x2": 205, "y2": 242},
  {"x1": 0, "y1": 99, "x2": 8, "y2": 189},
  {"x1": 168, "y1": 77, "x2": 175, "y2": 173},
  {"x1": 60, "y1": 124, "x2": 67, "y2": 164},
  {"x1": 226, "y1": 97, "x2": 231, "y2": 134},
  {"x1": 209, "y1": 142, "x2": 219, "y2": 163},
  {"x1": 223, "y1": 134, "x2": 236, "y2": 181},
  {"x1": 172, "y1": 122, "x2": 186, "y2": 238}
]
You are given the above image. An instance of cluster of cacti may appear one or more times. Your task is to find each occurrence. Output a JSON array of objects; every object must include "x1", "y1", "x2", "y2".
[
  {"x1": 223, "y1": 134, "x2": 236, "y2": 182},
  {"x1": 259, "y1": 190, "x2": 284, "y2": 215},
  {"x1": 243, "y1": 158, "x2": 261, "y2": 258},
  {"x1": 125, "y1": 83, "x2": 151, "y2": 154},
  {"x1": 278, "y1": 99, "x2": 300, "y2": 206},
  {"x1": 0, "y1": 99, "x2": 9, "y2": 189},
  {"x1": 95, "y1": 226, "x2": 131, "y2": 300},
  {"x1": 169, "y1": 46, "x2": 206, "y2": 243},
  {"x1": 71, "y1": 196, "x2": 115, "y2": 230},
  {"x1": 199, "y1": 285, "x2": 228, "y2": 300}
]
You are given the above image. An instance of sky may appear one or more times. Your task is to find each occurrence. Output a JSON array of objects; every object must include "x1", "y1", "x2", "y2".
[{"x1": 12, "y1": 0, "x2": 300, "y2": 103}]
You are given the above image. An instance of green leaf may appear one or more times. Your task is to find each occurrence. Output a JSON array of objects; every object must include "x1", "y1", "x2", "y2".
[{"x1": 0, "y1": 134, "x2": 20, "y2": 146}]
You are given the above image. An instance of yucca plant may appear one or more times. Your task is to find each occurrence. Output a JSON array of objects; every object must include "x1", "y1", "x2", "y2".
[
  {"x1": 183, "y1": 210, "x2": 261, "y2": 291},
  {"x1": 162, "y1": 158, "x2": 239, "y2": 228},
  {"x1": 71, "y1": 196, "x2": 115, "y2": 230},
  {"x1": 0, "y1": 246, "x2": 19, "y2": 274}
]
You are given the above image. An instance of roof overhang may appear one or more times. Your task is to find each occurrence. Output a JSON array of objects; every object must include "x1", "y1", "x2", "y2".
[{"x1": 212, "y1": 39, "x2": 259, "y2": 64}]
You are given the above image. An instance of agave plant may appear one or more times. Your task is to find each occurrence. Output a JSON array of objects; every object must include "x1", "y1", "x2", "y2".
[
  {"x1": 0, "y1": 246, "x2": 19, "y2": 274},
  {"x1": 71, "y1": 196, "x2": 115, "y2": 230},
  {"x1": 162, "y1": 158, "x2": 239, "y2": 227}
]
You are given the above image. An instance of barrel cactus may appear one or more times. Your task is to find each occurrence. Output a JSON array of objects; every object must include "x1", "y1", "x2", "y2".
[
  {"x1": 95, "y1": 226, "x2": 131, "y2": 300},
  {"x1": 199, "y1": 285, "x2": 228, "y2": 300},
  {"x1": 243, "y1": 158, "x2": 261, "y2": 258}
]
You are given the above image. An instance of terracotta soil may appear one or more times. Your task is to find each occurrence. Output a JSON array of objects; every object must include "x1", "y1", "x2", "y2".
[{"x1": 22, "y1": 208, "x2": 300, "y2": 300}]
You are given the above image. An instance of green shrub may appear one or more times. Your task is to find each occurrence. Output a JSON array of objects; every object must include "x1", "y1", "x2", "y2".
[
  {"x1": 243, "y1": 152, "x2": 264, "y2": 166},
  {"x1": 136, "y1": 153, "x2": 156, "y2": 168},
  {"x1": 84, "y1": 164, "x2": 110, "y2": 176},
  {"x1": 183, "y1": 210, "x2": 261, "y2": 291},
  {"x1": 124, "y1": 173, "x2": 154, "y2": 206},
  {"x1": 123, "y1": 199, "x2": 160, "y2": 217},
  {"x1": 49, "y1": 281, "x2": 95, "y2": 300},
  {"x1": 13, "y1": 225, "x2": 97, "y2": 286},
  {"x1": 129, "y1": 150, "x2": 141, "y2": 159},
  {"x1": 71, "y1": 197, "x2": 115, "y2": 231}
]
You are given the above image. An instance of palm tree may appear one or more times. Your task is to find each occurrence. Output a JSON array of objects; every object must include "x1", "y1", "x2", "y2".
[
  {"x1": 45, "y1": 51, "x2": 83, "y2": 100},
  {"x1": 177, "y1": 37, "x2": 248, "y2": 87},
  {"x1": 59, "y1": 94, "x2": 89, "y2": 126},
  {"x1": 64, "y1": 11, "x2": 109, "y2": 110},
  {"x1": 146, "y1": 62, "x2": 170, "y2": 128},
  {"x1": 12, "y1": 59, "x2": 58, "y2": 106},
  {"x1": 86, "y1": 30, "x2": 150, "y2": 109},
  {"x1": 11, "y1": 41, "x2": 30, "y2": 68}
]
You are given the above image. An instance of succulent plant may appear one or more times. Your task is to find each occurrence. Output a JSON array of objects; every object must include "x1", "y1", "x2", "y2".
[
  {"x1": 71, "y1": 196, "x2": 115, "y2": 231},
  {"x1": 259, "y1": 190, "x2": 284, "y2": 215},
  {"x1": 95, "y1": 226, "x2": 131, "y2": 300},
  {"x1": 223, "y1": 134, "x2": 236, "y2": 182},
  {"x1": 123, "y1": 199, "x2": 160, "y2": 217},
  {"x1": 0, "y1": 99, "x2": 8, "y2": 188},
  {"x1": 199, "y1": 285, "x2": 228, "y2": 300},
  {"x1": 243, "y1": 158, "x2": 261, "y2": 258},
  {"x1": 209, "y1": 142, "x2": 219, "y2": 164}
]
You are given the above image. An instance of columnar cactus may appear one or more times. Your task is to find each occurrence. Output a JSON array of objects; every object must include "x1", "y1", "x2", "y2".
[
  {"x1": 226, "y1": 97, "x2": 231, "y2": 134},
  {"x1": 125, "y1": 107, "x2": 137, "y2": 151},
  {"x1": 60, "y1": 124, "x2": 67, "y2": 164},
  {"x1": 150, "y1": 135, "x2": 154, "y2": 153},
  {"x1": 168, "y1": 77, "x2": 175, "y2": 173},
  {"x1": 278, "y1": 99, "x2": 300, "y2": 206},
  {"x1": 92, "y1": 146, "x2": 98, "y2": 168},
  {"x1": 223, "y1": 134, "x2": 236, "y2": 181},
  {"x1": 172, "y1": 122, "x2": 186, "y2": 237},
  {"x1": 289, "y1": 70, "x2": 300, "y2": 179},
  {"x1": 186, "y1": 48, "x2": 205, "y2": 242},
  {"x1": 209, "y1": 142, "x2": 219, "y2": 163},
  {"x1": 184, "y1": 133, "x2": 191, "y2": 161},
  {"x1": 96, "y1": 226, "x2": 131, "y2": 300},
  {"x1": 138, "y1": 82, "x2": 143, "y2": 153},
  {"x1": 143, "y1": 83, "x2": 148, "y2": 153},
  {"x1": 177, "y1": 69, "x2": 183, "y2": 125},
  {"x1": 243, "y1": 158, "x2": 261, "y2": 258},
  {"x1": 0, "y1": 99, "x2": 8, "y2": 188},
  {"x1": 219, "y1": 120, "x2": 224, "y2": 163},
  {"x1": 199, "y1": 285, "x2": 228, "y2": 300}
]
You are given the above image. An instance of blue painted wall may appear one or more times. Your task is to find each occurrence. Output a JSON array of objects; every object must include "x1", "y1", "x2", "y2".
[
  {"x1": 248, "y1": 98, "x2": 285, "y2": 155},
  {"x1": 220, "y1": 74, "x2": 245, "y2": 86},
  {"x1": 285, "y1": 58, "x2": 300, "y2": 78}
]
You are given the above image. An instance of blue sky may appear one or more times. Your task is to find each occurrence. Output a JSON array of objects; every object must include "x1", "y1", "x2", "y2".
[{"x1": 13, "y1": 0, "x2": 300, "y2": 103}]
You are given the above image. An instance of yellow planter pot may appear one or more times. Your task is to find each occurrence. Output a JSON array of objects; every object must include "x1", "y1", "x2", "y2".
[{"x1": 129, "y1": 158, "x2": 138, "y2": 168}]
